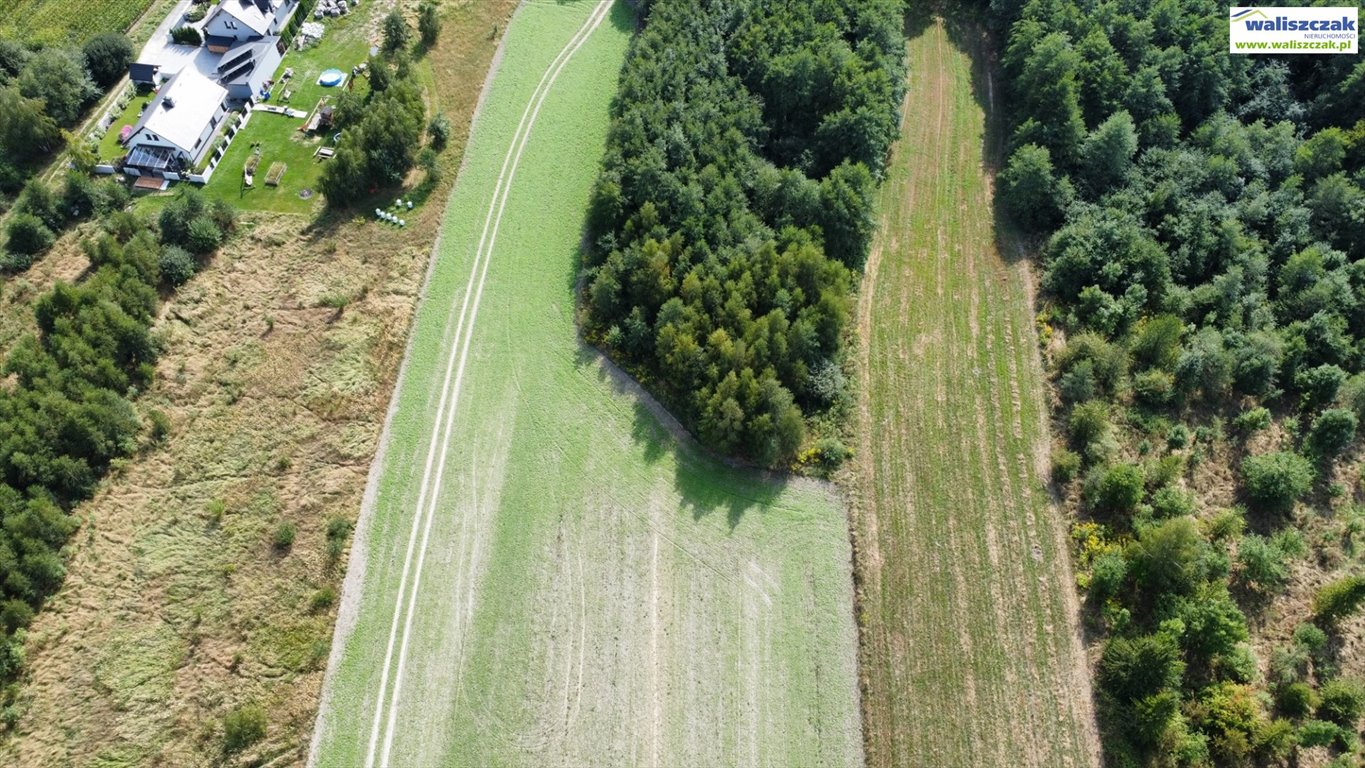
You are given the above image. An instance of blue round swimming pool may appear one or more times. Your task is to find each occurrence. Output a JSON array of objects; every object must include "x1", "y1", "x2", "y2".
[{"x1": 319, "y1": 69, "x2": 346, "y2": 87}]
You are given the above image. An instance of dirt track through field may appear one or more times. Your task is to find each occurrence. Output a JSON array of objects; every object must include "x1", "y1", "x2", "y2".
[
  {"x1": 358, "y1": 4, "x2": 615, "y2": 765},
  {"x1": 851, "y1": 17, "x2": 1101, "y2": 768},
  {"x1": 308, "y1": 2, "x2": 863, "y2": 765}
]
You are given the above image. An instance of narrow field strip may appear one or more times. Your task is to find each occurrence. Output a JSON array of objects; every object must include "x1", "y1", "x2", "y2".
[
  {"x1": 310, "y1": 2, "x2": 863, "y2": 766},
  {"x1": 852, "y1": 18, "x2": 1101, "y2": 768},
  {"x1": 361, "y1": 5, "x2": 616, "y2": 765}
]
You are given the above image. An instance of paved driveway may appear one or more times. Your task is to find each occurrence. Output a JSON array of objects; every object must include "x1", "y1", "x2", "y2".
[{"x1": 136, "y1": 0, "x2": 220, "y2": 79}]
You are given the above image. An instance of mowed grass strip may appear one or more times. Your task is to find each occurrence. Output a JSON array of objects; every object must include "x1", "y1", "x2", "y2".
[
  {"x1": 311, "y1": 2, "x2": 862, "y2": 766},
  {"x1": 851, "y1": 16, "x2": 1101, "y2": 768},
  {"x1": 0, "y1": 0, "x2": 519, "y2": 764}
]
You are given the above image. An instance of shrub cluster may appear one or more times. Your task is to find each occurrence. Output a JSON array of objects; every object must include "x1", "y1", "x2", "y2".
[
  {"x1": 993, "y1": 0, "x2": 1365, "y2": 762},
  {"x1": 3, "y1": 173, "x2": 130, "y2": 271},
  {"x1": 581, "y1": 0, "x2": 905, "y2": 466},
  {"x1": 0, "y1": 38, "x2": 132, "y2": 207},
  {"x1": 1, "y1": 37, "x2": 136, "y2": 267},
  {"x1": 0, "y1": 194, "x2": 233, "y2": 707}
]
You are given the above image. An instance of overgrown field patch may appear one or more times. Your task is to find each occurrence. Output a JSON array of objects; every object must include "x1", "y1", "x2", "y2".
[
  {"x1": 0, "y1": 0, "x2": 157, "y2": 44},
  {"x1": 850, "y1": 15, "x2": 1101, "y2": 768}
]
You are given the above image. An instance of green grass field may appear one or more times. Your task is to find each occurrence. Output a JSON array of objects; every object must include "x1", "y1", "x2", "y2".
[
  {"x1": 309, "y1": 2, "x2": 862, "y2": 766},
  {"x1": 201, "y1": 12, "x2": 376, "y2": 215},
  {"x1": 97, "y1": 92, "x2": 155, "y2": 164},
  {"x1": 0, "y1": 0, "x2": 157, "y2": 44},
  {"x1": 851, "y1": 16, "x2": 1101, "y2": 768}
]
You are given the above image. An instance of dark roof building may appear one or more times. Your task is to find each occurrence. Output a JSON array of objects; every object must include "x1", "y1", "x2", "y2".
[
  {"x1": 129, "y1": 62, "x2": 161, "y2": 85},
  {"x1": 216, "y1": 36, "x2": 282, "y2": 101}
]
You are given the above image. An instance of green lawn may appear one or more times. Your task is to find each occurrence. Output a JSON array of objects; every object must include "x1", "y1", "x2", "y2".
[
  {"x1": 201, "y1": 12, "x2": 378, "y2": 214},
  {"x1": 309, "y1": 2, "x2": 863, "y2": 766},
  {"x1": 851, "y1": 15, "x2": 1101, "y2": 768},
  {"x1": 97, "y1": 91, "x2": 154, "y2": 164}
]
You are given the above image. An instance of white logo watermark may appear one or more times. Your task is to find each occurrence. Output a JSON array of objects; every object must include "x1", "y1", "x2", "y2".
[{"x1": 1229, "y1": 6, "x2": 1359, "y2": 54}]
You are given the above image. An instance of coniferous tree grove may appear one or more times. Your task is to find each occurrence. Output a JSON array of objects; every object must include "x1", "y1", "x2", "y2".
[
  {"x1": 582, "y1": 0, "x2": 906, "y2": 467},
  {"x1": 991, "y1": 0, "x2": 1365, "y2": 764}
]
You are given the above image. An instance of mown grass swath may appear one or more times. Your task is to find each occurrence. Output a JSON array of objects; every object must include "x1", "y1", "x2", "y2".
[
  {"x1": 853, "y1": 11, "x2": 1100, "y2": 767},
  {"x1": 311, "y1": 3, "x2": 862, "y2": 764},
  {"x1": 580, "y1": 0, "x2": 905, "y2": 467},
  {"x1": 992, "y1": 0, "x2": 1365, "y2": 764}
]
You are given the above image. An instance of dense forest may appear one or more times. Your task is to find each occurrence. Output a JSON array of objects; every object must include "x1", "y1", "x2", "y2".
[
  {"x1": 0, "y1": 191, "x2": 233, "y2": 715},
  {"x1": 580, "y1": 0, "x2": 905, "y2": 467},
  {"x1": 991, "y1": 0, "x2": 1365, "y2": 764}
]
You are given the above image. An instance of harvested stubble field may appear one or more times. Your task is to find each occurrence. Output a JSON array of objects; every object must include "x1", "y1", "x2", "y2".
[
  {"x1": 0, "y1": 0, "x2": 520, "y2": 764},
  {"x1": 850, "y1": 15, "x2": 1101, "y2": 768},
  {"x1": 309, "y1": 2, "x2": 862, "y2": 766}
]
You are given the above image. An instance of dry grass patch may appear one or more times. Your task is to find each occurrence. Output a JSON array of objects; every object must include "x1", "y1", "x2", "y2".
[{"x1": 0, "y1": 0, "x2": 520, "y2": 764}]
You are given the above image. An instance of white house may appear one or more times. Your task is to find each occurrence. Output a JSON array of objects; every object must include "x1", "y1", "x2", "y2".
[
  {"x1": 122, "y1": 69, "x2": 229, "y2": 178},
  {"x1": 204, "y1": 0, "x2": 294, "y2": 52}
]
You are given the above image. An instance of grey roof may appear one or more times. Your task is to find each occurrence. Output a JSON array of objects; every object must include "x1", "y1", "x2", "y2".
[
  {"x1": 130, "y1": 69, "x2": 228, "y2": 153},
  {"x1": 209, "y1": 0, "x2": 276, "y2": 35},
  {"x1": 218, "y1": 36, "x2": 280, "y2": 91}
]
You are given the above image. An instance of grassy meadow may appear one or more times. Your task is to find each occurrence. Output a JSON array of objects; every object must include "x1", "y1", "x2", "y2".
[
  {"x1": 309, "y1": 2, "x2": 863, "y2": 766},
  {"x1": 850, "y1": 15, "x2": 1101, "y2": 768}
]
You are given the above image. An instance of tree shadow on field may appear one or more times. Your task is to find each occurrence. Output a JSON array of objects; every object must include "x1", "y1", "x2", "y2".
[
  {"x1": 905, "y1": 0, "x2": 933, "y2": 39},
  {"x1": 569, "y1": 336, "x2": 790, "y2": 531},
  {"x1": 606, "y1": 0, "x2": 637, "y2": 35},
  {"x1": 567, "y1": 227, "x2": 789, "y2": 530},
  {"x1": 936, "y1": 3, "x2": 1037, "y2": 270}
]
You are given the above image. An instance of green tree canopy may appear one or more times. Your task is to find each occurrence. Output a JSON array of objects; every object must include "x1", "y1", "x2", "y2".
[
  {"x1": 81, "y1": 33, "x2": 133, "y2": 89},
  {"x1": 0, "y1": 86, "x2": 61, "y2": 161},
  {"x1": 418, "y1": 2, "x2": 440, "y2": 47},
  {"x1": 1240, "y1": 452, "x2": 1314, "y2": 514},
  {"x1": 383, "y1": 10, "x2": 411, "y2": 55},
  {"x1": 1000, "y1": 143, "x2": 1072, "y2": 233},
  {"x1": 1081, "y1": 110, "x2": 1138, "y2": 195},
  {"x1": 18, "y1": 47, "x2": 96, "y2": 126},
  {"x1": 1129, "y1": 516, "x2": 1209, "y2": 597}
]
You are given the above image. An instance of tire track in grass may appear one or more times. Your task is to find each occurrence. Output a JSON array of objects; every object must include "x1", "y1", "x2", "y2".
[
  {"x1": 930, "y1": 25, "x2": 982, "y2": 759},
  {"x1": 361, "y1": 3, "x2": 615, "y2": 766},
  {"x1": 315, "y1": 3, "x2": 860, "y2": 764}
]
